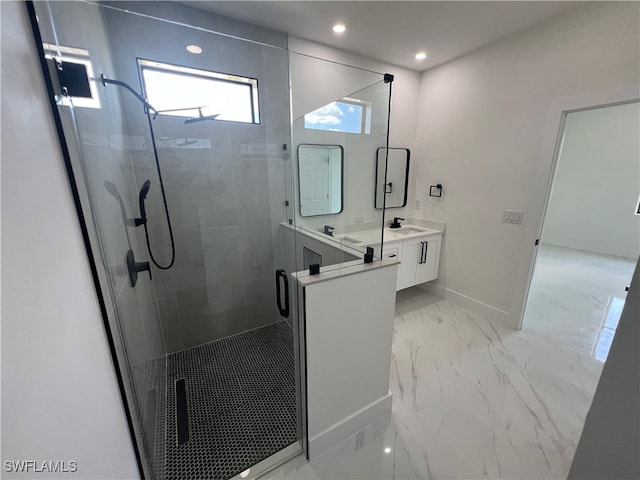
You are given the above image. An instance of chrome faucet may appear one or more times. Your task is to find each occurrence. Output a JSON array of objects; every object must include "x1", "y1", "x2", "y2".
[{"x1": 324, "y1": 225, "x2": 335, "y2": 236}]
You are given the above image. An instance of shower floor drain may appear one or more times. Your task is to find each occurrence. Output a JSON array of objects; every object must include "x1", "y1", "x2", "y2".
[{"x1": 159, "y1": 321, "x2": 298, "y2": 480}]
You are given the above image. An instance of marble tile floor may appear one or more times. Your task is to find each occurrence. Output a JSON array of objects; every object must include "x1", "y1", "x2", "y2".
[{"x1": 263, "y1": 244, "x2": 636, "y2": 479}]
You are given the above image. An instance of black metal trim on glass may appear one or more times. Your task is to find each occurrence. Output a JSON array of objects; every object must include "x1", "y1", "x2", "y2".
[
  {"x1": 25, "y1": 2, "x2": 145, "y2": 477},
  {"x1": 379, "y1": 75, "x2": 394, "y2": 269},
  {"x1": 275, "y1": 269, "x2": 290, "y2": 318}
]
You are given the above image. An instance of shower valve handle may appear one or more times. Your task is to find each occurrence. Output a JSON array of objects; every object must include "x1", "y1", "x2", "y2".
[{"x1": 126, "y1": 249, "x2": 152, "y2": 287}]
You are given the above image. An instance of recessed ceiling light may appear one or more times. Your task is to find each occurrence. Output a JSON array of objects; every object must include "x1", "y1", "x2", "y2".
[
  {"x1": 186, "y1": 44, "x2": 202, "y2": 54},
  {"x1": 333, "y1": 24, "x2": 346, "y2": 33},
  {"x1": 415, "y1": 51, "x2": 427, "y2": 60},
  {"x1": 384, "y1": 447, "x2": 392, "y2": 454}
]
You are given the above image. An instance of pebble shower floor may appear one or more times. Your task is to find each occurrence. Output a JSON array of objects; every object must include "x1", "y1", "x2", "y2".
[{"x1": 134, "y1": 321, "x2": 298, "y2": 480}]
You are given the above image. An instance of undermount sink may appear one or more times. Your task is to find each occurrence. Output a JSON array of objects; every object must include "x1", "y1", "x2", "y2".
[
  {"x1": 339, "y1": 236, "x2": 362, "y2": 244},
  {"x1": 391, "y1": 226, "x2": 427, "y2": 234}
]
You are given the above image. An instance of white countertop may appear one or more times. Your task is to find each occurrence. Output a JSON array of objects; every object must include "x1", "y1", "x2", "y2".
[
  {"x1": 293, "y1": 257, "x2": 400, "y2": 286},
  {"x1": 282, "y1": 222, "x2": 444, "y2": 263},
  {"x1": 383, "y1": 226, "x2": 443, "y2": 243},
  {"x1": 334, "y1": 225, "x2": 443, "y2": 247}
]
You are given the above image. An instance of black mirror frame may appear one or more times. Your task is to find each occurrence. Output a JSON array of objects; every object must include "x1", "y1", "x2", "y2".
[{"x1": 375, "y1": 147, "x2": 410, "y2": 209}]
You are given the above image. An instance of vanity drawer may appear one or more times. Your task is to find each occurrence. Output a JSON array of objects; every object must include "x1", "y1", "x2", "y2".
[{"x1": 382, "y1": 244, "x2": 400, "y2": 260}]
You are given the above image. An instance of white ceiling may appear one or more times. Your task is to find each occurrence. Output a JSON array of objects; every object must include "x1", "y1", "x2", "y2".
[{"x1": 183, "y1": 1, "x2": 582, "y2": 72}]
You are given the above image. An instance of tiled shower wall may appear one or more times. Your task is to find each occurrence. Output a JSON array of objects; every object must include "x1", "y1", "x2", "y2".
[{"x1": 102, "y1": 4, "x2": 293, "y2": 352}]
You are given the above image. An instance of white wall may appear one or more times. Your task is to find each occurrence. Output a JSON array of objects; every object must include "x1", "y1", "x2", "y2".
[
  {"x1": 542, "y1": 102, "x2": 640, "y2": 259},
  {"x1": 0, "y1": 2, "x2": 140, "y2": 478},
  {"x1": 414, "y1": 2, "x2": 640, "y2": 326},
  {"x1": 568, "y1": 256, "x2": 640, "y2": 479}
]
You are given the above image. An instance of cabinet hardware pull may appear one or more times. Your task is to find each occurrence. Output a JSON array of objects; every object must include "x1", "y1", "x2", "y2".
[{"x1": 423, "y1": 241, "x2": 429, "y2": 264}]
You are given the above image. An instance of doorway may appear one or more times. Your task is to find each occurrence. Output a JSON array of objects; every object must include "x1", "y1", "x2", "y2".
[{"x1": 522, "y1": 101, "x2": 639, "y2": 362}]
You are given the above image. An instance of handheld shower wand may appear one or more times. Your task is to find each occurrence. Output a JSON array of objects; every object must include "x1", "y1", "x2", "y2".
[
  {"x1": 138, "y1": 180, "x2": 151, "y2": 225},
  {"x1": 101, "y1": 74, "x2": 175, "y2": 270},
  {"x1": 104, "y1": 180, "x2": 145, "y2": 227}
]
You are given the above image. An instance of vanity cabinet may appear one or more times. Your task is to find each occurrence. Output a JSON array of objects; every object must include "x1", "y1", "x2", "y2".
[{"x1": 383, "y1": 233, "x2": 442, "y2": 290}]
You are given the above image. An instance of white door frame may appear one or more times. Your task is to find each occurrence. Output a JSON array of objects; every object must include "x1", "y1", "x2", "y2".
[{"x1": 510, "y1": 86, "x2": 640, "y2": 330}]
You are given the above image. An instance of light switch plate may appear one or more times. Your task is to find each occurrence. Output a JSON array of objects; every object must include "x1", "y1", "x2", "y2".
[{"x1": 502, "y1": 210, "x2": 524, "y2": 224}]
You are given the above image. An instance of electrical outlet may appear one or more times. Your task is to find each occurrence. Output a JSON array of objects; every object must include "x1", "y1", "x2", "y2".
[
  {"x1": 354, "y1": 216, "x2": 364, "y2": 224},
  {"x1": 415, "y1": 199, "x2": 421, "y2": 210},
  {"x1": 502, "y1": 210, "x2": 524, "y2": 224}
]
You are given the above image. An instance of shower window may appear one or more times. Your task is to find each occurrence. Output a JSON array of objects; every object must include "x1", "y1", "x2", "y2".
[
  {"x1": 304, "y1": 98, "x2": 371, "y2": 134},
  {"x1": 138, "y1": 59, "x2": 260, "y2": 123}
]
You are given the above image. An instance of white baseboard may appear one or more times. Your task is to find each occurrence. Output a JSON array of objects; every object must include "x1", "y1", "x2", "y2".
[
  {"x1": 307, "y1": 393, "x2": 392, "y2": 460},
  {"x1": 419, "y1": 283, "x2": 515, "y2": 329}
]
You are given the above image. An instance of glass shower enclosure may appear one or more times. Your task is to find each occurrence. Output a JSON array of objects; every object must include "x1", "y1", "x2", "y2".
[{"x1": 29, "y1": 1, "x2": 392, "y2": 478}]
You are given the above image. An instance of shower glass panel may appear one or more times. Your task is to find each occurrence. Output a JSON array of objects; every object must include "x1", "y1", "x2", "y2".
[
  {"x1": 289, "y1": 52, "x2": 392, "y2": 269},
  {"x1": 31, "y1": 2, "x2": 301, "y2": 479}
]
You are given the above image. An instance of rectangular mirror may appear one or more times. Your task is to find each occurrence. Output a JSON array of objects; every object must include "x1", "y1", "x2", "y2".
[
  {"x1": 375, "y1": 147, "x2": 410, "y2": 209},
  {"x1": 298, "y1": 144, "x2": 344, "y2": 216}
]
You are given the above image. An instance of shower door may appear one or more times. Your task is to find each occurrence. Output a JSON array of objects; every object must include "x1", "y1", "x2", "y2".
[{"x1": 30, "y1": 2, "x2": 302, "y2": 478}]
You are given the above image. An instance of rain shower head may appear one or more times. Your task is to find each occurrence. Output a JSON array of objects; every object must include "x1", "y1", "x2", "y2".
[
  {"x1": 177, "y1": 138, "x2": 198, "y2": 147},
  {"x1": 183, "y1": 106, "x2": 219, "y2": 124},
  {"x1": 184, "y1": 113, "x2": 219, "y2": 124}
]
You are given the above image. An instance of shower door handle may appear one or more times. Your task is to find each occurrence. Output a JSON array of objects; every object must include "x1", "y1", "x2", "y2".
[{"x1": 275, "y1": 269, "x2": 290, "y2": 318}]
